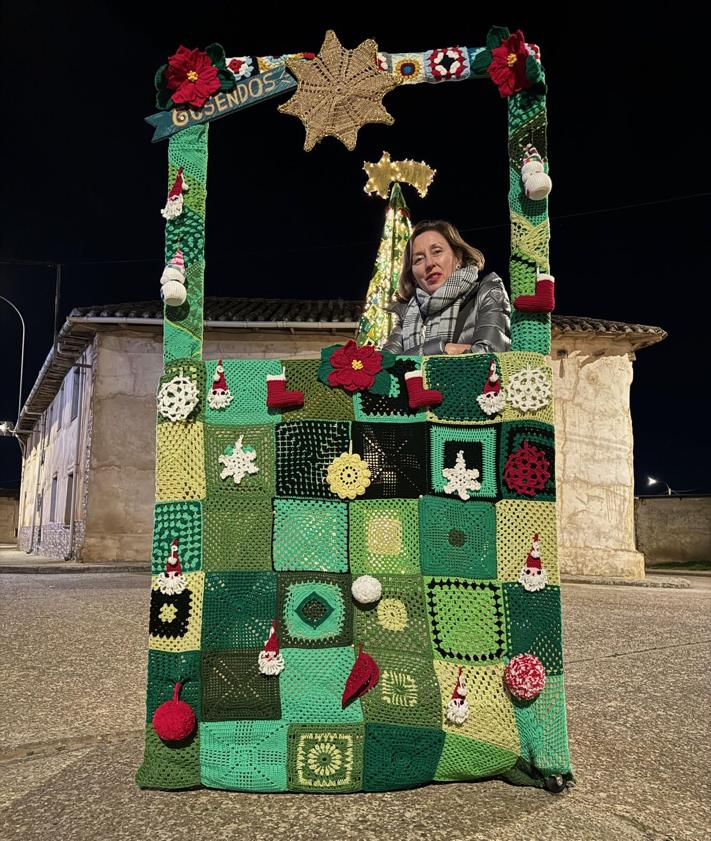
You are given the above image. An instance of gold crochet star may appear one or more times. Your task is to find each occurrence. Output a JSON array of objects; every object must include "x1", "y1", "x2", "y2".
[
  {"x1": 278, "y1": 30, "x2": 400, "y2": 152},
  {"x1": 364, "y1": 151, "x2": 436, "y2": 198}
]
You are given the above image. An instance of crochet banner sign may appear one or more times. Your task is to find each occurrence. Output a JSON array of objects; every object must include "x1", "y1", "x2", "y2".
[{"x1": 146, "y1": 67, "x2": 296, "y2": 142}]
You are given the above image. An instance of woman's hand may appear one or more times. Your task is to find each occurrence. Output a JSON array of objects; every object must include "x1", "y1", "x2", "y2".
[{"x1": 444, "y1": 343, "x2": 471, "y2": 355}]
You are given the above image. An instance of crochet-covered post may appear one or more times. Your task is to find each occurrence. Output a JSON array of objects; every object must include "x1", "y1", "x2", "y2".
[
  {"x1": 163, "y1": 124, "x2": 209, "y2": 364},
  {"x1": 507, "y1": 80, "x2": 551, "y2": 355}
]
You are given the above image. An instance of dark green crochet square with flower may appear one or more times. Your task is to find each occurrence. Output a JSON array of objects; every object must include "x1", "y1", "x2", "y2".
[
  {"x1": 275, "y1": 420, "x2": 350, "y2": 498},
  {"x1": 363, "y1": 724, "x2": 445, "y2": 791},
  {"x1": 201, "y1": 572, "x2": 276, "y2": 651},
  {"x1": 503, "y1": 583, "x2": 564, "y2": 674},
  {"x1": 419, "y1": 496, "x2": 497, "y2": 579},
  {"x1": 204, "y1": 423, "x2": 275, "y2": 503},
  {"x1": 287, "y1": 723, "x2": 364, "y2": 792}
]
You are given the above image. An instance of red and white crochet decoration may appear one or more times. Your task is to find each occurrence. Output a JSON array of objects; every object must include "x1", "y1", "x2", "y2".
[
  {"x1": 266, "y1": 371, "x2": 304, "y2": 409},
  {"x1": 160, "y1": 248, "x2": 187, "y2": 307},
  {"x1": 520, "y1": 144, "x2": 552, "y2": 201},
  {"x1": 427, "y1": 46, "x2": 468, "y2": 80},
  {"x1": 476, "y1": 360, "x2": 506, "y2": 416},
  {"x1": 342, "y1": 644, "x2": 380, "y2": 707},
  {"x1": 152, "y1": 681, "x2": 196, "y2": 742},
  {"x1": 404, "y1": 369, "x2": 442, "y2": 409},
  {"x1": 519, "y1": 533, "x2": 548, "y2": 592},
  {"x1": 504, "y1": 654, "x2": 546, "y2": 701},
  {"x1": 156, "y1": 539, "x2": 188, "y2": 595},
  {"x1": 208, "y1": 360, "x2": 234, "y2": 410},
  {"x1": 446, "y1": 666, "x2": 470, "y2": 724},
  {"x1": 258, "y1": 620, "x2": 285, "y2": 676},
  {"x1": 160, "y1": 167, "x2": 189, "y2": 220}
]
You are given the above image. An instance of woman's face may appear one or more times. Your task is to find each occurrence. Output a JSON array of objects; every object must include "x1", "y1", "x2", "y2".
[{"x1": 411, "y1": 231, "x2": 459, "y2": 294}]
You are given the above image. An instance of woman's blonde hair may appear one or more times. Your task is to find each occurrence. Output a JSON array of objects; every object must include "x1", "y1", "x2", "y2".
[{"x1": 395, "y1": 220, "x2": 485, "y2": 302}]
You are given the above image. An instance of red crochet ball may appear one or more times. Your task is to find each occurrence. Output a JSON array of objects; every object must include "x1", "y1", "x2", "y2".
[
  {"x1": 504, "y1": 654, "x2": 546, "y2": 701},
  {"x1": 152, "y1": 692, "x2": 196, "y2": 742}
]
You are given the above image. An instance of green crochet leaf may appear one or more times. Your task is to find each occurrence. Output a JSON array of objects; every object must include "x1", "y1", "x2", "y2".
[
  {"x1": 205, "y1": 43, "x2": 228, "y2": 69},
  {"x1": 471, "y1": 49, "x2": 492, "y2": 75},
  {"x1": 369, "y1": 371, "x2": 395, "y2": 396},
  {"x1": 487, "y1": 26, "x2": 510, "y2": 50},
  {"x1": 317, "y1": 358, "x2": 334, "y2": 386}
]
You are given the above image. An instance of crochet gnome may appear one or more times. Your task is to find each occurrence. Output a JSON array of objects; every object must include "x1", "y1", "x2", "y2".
[
  {"x1": 446, "y1": 666, "x2": 470, "y2": 724},
  {"x1": 519, "y1": 533, "x2": 548, "y2": 592},
  {"x1": 160, "y1": 249, "x2": 187, "y2": 307},
  {"x1": 208, "y1": 360, "x2": 234, "y2": 410},
  {"x1": 521, "y1": 144, "x2": 552, "y2": 201},
  {"x1": 476, "y1": 360, "x2": 506, "y2": 416},
  {"x1": 160, "y1": 167, "x2": 189, "y2": 220},
  {"x1": 258, "y1": 620, "x2": 285, "y2": 676},
  {"x1": 155, "y1": 539, "x2": 188, "y2": 595}
]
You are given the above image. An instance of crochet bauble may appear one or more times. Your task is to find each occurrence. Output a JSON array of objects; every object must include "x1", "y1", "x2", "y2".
[
  {"x1": 161, "y1": 280, "x2": 187, "y2": 307},
  {"x1": 504, "y1": 654, "x2": 546, "y2": 701},
  {"x1": 152, "y1": 682, "x2": 196, "y2": 741},
  {"x1": 524, "y1": 170, "x2": 552, "y2": 201},
  {"x1": 351, "y1": 575, "x2": 382, "y2": 604}
]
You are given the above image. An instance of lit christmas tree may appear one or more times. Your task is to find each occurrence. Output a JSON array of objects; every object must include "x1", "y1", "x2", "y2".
[{"x1": 356, "y1": 182, "x2": 411, "y2": 348}]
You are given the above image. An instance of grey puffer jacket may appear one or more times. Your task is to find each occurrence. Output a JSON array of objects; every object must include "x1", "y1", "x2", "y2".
[{"x1": 382, "y1": 272, "x2": 512, "y2": 355}]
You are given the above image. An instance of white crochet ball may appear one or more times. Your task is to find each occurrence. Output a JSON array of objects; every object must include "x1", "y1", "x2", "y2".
[
  {"x1": 351, "y1": 575, "x2": 382, "y2": 604},
  {"x1": 161, "y1": 280, "x2": 187, "y2": 307},
  {"x1": 524, "y1": 171, "x2": 553, "y2": 201},
  {"x1": 521, "y1": 159, "x2": 544, "y2": 179}
]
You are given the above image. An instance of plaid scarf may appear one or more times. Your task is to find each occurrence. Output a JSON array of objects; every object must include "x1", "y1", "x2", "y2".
[{"x1": 401, "y1": 264, "x2": 480, "y2": 351}]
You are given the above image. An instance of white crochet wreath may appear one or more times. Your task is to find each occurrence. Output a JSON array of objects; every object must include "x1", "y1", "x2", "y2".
[
  {"x1": 157, "y1": 373, "x2": 199, "y2": 422},
  {"x1": 507, "y1": 366, "x2": 551, "y2": 413}
]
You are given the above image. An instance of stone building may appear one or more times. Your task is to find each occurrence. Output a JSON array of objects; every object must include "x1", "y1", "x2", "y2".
[{"x1": 14, "y1": 299, "x2": 666, "y2": 577}]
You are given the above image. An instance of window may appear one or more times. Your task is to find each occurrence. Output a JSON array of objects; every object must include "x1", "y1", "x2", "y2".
[
  {"x1": 71, "y1": 367, "x2": 81, "y2": 421},
  {"x1": 49, "y1": 475, "x2": 58, "y2": 523},
  {"x1": 64, "y1": 473, "x2": 74, "y2": 525}
]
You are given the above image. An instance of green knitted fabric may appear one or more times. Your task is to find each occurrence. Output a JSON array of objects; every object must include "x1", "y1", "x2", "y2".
[
  {"x1": 204, "y1": 359, "x2": 283, "y2": 426},
  {"x1": 419, "y1": 496, "x2": 497, "y2": 579},
  {"x1": 141, "y1": 41, "x2": 572, "y2": 793},
  {"x1": 151, "y1": 501, "x2": 203, "y2": 575},
  {"x1": 273, "y1": 499, "x2": 348, "y2": 572},
  {"x1": 349, "y1": 499, "x2": 420, "y2": 575},
  {"x1": 200, "y1": 720, "x2": 288, "y2": 791}
]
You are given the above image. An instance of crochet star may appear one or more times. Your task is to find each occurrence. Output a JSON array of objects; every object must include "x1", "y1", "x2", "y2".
[
  {"x1": 442, "y1": 450, "x2": 481, "y2": 500},
  {"x1": 219, "y1": 435, "x2": 259, "y2": 484},
  {"x1": 278, "y1": 30, "x2": 400, "y2": 151}
]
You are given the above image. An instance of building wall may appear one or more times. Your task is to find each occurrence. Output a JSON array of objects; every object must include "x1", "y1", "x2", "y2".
[
  {"x1": 635, "y1": 496, "x2": 711, "y2": 565},
  {"x1": 0, "y1": 496, "x2": 19, "y2": 542},
  {"x1": 17, "y1": 347, "x2": 94, "y2": 558},
  {"x1": 552, "y1": 337, "x2": 645, "y2": 578}
]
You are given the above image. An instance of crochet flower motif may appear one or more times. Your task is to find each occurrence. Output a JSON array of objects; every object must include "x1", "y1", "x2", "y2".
[
  {"x1": 503, "y1": 440, "x2": 551, "y2": 497},
  {"x1": 507, "y1": 366, "x2": 551, "y2": 413},
  {"x1": 227, "y1": 56, "x2": 254, "y2": 80},
  {"x1": 278, "y1": 30, "x2": 400, "y2": 151},
  {"x1": 219, "y1": 435, "x2": 259, "y2": 484},
  {"x1": 306, "y1": 742, "x2": 343, "y2": 777},
  {"x1": 326, "y1": 446, "x2": 371, "y2": 500},
  {"x1": 442, "y1": 450, "x2": 481, "y2": 500},
  {"x1": 376, "y1": 598, "x2": 408, "y2": 632},
  {"x1": 328, "y1": 341, "x2": 382, "y2": 392},
  {"x1": 157, "y1": 372, "x2": 199, "y2": 422},
  {"x1": 471, "y1": 26, "x2": 545, "y2": 97},
  {"x1": 427, "y1": 46, "x2": 468, "y2": 80},
  {"x1": 155, "y1": 43, "x2": 236, "y2": 111}
]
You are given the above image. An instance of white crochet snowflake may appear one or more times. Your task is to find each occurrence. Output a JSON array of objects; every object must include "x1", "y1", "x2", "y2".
[
  {"x1": 157, "y1": 373, "x2": 199, "y2": 422},
  {"x1": 507, "y1": 366, "x2": 551, "y2": 413},
  {"x1": 442, "y1": 450, "x2": 481, "y2": 500},
  {"x1": 219, "y1": 435, "x2": 259, "y2": 484}
]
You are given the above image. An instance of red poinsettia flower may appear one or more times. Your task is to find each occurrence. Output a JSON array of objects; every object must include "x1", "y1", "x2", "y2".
[
  {"x1": 165, "y1": 46, "x2": 221, "y2": 107},
  {"x1": 327, "y1": 340, "x2": 383, "y2": 392},
  {"x1": 488, "y1": 30, "x2": 531, "y2": 97}
]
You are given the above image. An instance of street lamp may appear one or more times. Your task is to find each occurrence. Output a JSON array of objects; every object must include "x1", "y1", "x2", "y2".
[
  {"x1": 0, "y1": 420, "x2": 16, "y2": 436},
  {"x1": 0, "y1": 295, "x2": 25, "y2": 432},
  {"x1": 646, "y1": 476, "x2": 673, "y2": 495}
]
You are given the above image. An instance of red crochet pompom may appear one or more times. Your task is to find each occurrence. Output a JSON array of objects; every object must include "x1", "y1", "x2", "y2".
[
  {"x1": 504, "y1": 654, "x2": 546, "y2": 701},
  {"x1": 152, "y1": 682, "x2": 196, "y2": 742}
]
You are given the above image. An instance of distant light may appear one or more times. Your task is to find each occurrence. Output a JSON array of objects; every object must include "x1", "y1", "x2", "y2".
[
  {"x1": 0, "y1": 420, "x2": 15, "y2": 436},
  {"x1": 646, "y1": 476, "x2": 658, "y2": 486}
]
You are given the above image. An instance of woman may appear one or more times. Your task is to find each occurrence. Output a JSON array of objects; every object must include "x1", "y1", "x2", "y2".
[{"x1": 382, "y1": 220, "x2": 511, "y2": 355}]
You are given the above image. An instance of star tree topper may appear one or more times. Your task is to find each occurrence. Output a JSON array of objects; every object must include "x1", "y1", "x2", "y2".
[
  {"x1": 279, "y1": 30, "x2": 400, "y2": 151},
  {"x1": 364, "y1": 151, "x2": 436, "y2": 199}
]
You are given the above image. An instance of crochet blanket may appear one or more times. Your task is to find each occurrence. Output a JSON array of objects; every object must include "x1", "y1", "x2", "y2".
[{"x1": 136, "y1": 350, "x2": 572, "y2": 792}]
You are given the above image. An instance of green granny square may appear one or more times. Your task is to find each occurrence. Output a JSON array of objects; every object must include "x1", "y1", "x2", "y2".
[
  {"x1": 151, "y1": 501, "x2": 203, "y2": 575},
  {"x1": 280, "y1": 647, "x2": 364, "y2": 724},
  {"x1": 423, "y1": 354, "x2": 501, "y2": 424},
  {"x1": 363, "y1": 724, "x2": 445, "y2": 791},
  {"x1": 136, "y1": 724, "x2": 200, "y2": 790},
  {"x1": 146, "y1": 650, "x2": 201, "y2": 723},
  {"x1": 354, "y1": 574, "x2": 431, "y2": 655},
  {"x1": 203, "y1": 498, "x2": 272, "y2": 572},
  {"x1": 273, "y1": 498, "x2": 348, "y2": 572},
  {"x1": 287, "y1": 723, "x2": 364, "y2": 792},
  {"x1": 201, "y1": 649, "x2": 281, "y2": 721},
  {"x1": 430, "y1": 425, "x2": 499, "y2": 499},
  {"x1": 204, "y1": 359, "x2": 283, "y2": 426},
  {"x1": 278, "y1": 573, "x2": 352, "y2": 648},
  {"x1": 201, "y1": 571, "x2": 276, "y2": 651},
  {"x1": 349, "y1": 498, "x2": 420, "y2": 575},
  {"x1": 419, "y1": 496, "x2": 497, "y2": 578},
  {"x1": 204, "y1": 424, "x2": 275, "y2": 503},
  {"x1": 200, "y1": 720, "x2": 288, "y2": 791}
]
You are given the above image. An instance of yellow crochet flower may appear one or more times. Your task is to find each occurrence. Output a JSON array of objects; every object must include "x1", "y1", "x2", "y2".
[{"x1": 326, "y1": 445, "x2": 371, "y2": 500}]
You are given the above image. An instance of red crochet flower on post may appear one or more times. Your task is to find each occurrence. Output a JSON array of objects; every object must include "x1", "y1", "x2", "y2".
[
  {"x1": 165, "y1": 46, "x2": 221, "y2": 107},
  {"x1": 327, "y1": 341, "x2": 383, "y2": 392},
  {"x1": 488, "y1": 30, "x2": 532, "y2": 97}
]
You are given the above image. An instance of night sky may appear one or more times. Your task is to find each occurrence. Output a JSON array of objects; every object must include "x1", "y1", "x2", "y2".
[{"x1": 0, "y1": 4, "x2": 707, "y2": 494}]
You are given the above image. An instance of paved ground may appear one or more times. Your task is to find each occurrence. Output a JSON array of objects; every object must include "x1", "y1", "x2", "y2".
[{"x1": 0, "y1": 568, "x2": 709, "y2": 841}]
